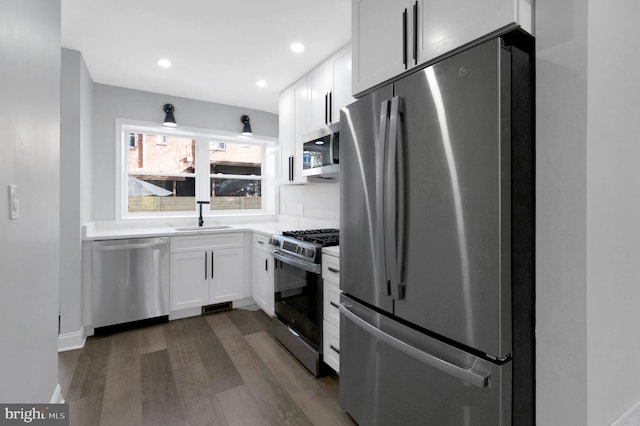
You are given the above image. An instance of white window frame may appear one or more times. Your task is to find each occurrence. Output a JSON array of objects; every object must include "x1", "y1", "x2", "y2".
[{"x1": 115, "y1": 118, "x2": 277, "y2": 221}]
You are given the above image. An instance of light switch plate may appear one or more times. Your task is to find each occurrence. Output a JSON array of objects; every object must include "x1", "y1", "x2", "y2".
[
  {"x1": 8, "y1": 185, "x2": 19, "y2": 219},
  {"x1": 297, "y1": 204, "x2": 304, "y2": 216}
]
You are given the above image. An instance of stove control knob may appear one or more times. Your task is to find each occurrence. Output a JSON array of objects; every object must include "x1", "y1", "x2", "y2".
[
  {"x1": 304, "y1": 248, "x2": 315, "y2": 258},
  {"x1": 269, "y1": 238, "x2": 280, "y2": 247}
]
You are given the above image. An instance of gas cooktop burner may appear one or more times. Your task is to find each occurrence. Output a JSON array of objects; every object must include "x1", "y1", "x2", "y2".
[{"x1": 282, "y1": 228, "x2": 340, "y2": 247}]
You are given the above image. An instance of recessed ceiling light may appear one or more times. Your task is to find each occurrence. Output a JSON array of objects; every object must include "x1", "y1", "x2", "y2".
[
  {"x1": 256, "y1": 80, "x2": 267, "y2": 88},
  {"x1": 290, "y1": 43, "x2": 305, "y2": 53},
  {"x1": 157, "y1": 59, "x2": 172, "y2": 68}
]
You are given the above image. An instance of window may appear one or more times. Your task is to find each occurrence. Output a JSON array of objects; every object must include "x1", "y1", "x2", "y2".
[
  {"x1": 208, "y1": 142, "x2": 262, "y2": 210},
  {"x1": 118, "y1": 121, "x2": 274, "y2": 219}
]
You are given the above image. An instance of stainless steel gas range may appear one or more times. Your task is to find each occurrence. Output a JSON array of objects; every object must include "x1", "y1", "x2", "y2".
[{"x1": 269, "y1": 229, "x2": 339, "y2": 376}]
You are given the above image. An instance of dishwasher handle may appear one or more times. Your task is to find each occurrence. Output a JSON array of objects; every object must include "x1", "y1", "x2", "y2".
[{"x1": 94, "y1": 239, "x2": 168, "y2": 251}]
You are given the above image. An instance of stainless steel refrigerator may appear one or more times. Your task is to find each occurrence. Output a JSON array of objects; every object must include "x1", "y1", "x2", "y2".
[{"x1": 339, "y1": 34, "x2": 534, "y2": 425}]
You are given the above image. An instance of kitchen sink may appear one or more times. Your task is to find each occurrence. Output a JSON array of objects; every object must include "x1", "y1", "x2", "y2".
[{"x1": 173, "y1": 225, "x2": 233, "y2": 231}]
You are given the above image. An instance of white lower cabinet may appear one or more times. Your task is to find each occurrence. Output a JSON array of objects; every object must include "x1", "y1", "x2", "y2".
[
  {"x1": 322, "y1": 252, "x2": 341, "y2": 373},
  {"x1": 252, "y1": 234, "x2": 274, "y2": 316},
  {"x1": 323, "y1": 322, "x2": 341, "y2": 372},
  {"x1": 170, "y1": 233, "x2": 245, "y2": 315}
]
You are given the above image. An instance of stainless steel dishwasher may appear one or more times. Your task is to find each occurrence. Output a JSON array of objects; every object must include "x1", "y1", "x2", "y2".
[{"x1": 92, "y1": 237, "x2": 169, "y2": 329}]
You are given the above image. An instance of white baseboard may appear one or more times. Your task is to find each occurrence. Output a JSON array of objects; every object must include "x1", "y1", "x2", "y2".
[
  {"x1": 169, "y1": 306, "x2": 201, "y2": 321},
  {"x1": 233, "y1": 297, "x2": 257, "y2": 309},
  {"x1": 58, "y1": 327, "x2": 86, "y2": 352},
  {"x1": 50, "y1": 384, "x2": 64, "y2": 404}
]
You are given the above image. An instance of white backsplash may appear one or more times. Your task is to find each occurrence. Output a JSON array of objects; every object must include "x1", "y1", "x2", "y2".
[{"x1": 279, "y1": 181, "x2": 340, "y2": 228}]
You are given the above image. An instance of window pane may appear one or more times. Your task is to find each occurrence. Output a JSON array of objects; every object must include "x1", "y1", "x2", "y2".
[
  {"x1": 209, "y1": 142, "x2": 261, "y2": 175},
  {"x1": 128, "y1": 175, "x2": 196, "y2": 212},
  {"x1": 210, "y1": 178, "x2": 261, "y2": 210},
  {"x1": 128, "y1": 134, "x2": 196, "y2": 173}
]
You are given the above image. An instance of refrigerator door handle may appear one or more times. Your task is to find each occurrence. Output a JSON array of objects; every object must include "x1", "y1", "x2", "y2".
[
  {"x1": 340, "y1": 303, "x2": 490, "y2": 389},
  {"x1": 386, "y1": 96, "x2": 406, "y2": 300},
  {"x1": 378, "y1": 99, "x2": 391, "y2": 296}
]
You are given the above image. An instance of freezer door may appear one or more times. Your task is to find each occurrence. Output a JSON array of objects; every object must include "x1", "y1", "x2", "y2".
[
  {"x1": 392, "y1": 38, "x2": 513, "y2": 358},
  {"x1": 339, "y1": 84, "x2": 394, "y2": 314},
  {"x1": 340, "y1": 296, "x2": 511, "y2": 426}
]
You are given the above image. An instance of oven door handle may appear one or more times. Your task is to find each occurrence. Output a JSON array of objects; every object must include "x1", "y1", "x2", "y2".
[{"x1": 272, "y1": 250, "x2": 321, "y2": 274}]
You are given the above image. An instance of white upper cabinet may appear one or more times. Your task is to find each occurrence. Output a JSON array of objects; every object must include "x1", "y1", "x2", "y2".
[
  {"x1": 352, "y1": 0, "x2": 533, "y2": 95},
  {"x1": 352, "y1": 0, "x2": 408, "y2": 97},
  {"x1": 309, "y1": 64, "x2": 333, "y2": 131},
  {"x1": 308, "y1": 45, "x2": 355, "y2": 129},
  {"x1": 279, "y1": 45, "x2": 353, "y2": 184},
  {"x1": 291, "y1": 76, "x2": 309, "y2": 184},
  {"x1": 279, "y1": 81, "x2": 308, "y2": 184},
  {"x1": 332, "y1": 48, "x2": 355, "y2": 121}
]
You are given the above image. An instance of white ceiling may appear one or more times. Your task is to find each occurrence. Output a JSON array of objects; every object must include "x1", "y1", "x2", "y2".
[{"x1": 61, "y1": 0, "x2": 351, "y2": 114}]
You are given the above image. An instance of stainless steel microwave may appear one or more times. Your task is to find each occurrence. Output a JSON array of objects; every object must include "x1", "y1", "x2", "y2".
[{"x1": 302, "y1": 123, "x2": 339, "y2": 178}]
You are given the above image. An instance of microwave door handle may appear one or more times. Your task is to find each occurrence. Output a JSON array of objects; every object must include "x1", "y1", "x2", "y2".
[
  {"x1": 386, "y1": 96, "x2": 406, "y2": 300},
  {"x1": 378, "y1": 99, "x2": 391, "y2": 296},
  {"x1": 329, "y1": 133, "x2": 334, "y2": 166}
]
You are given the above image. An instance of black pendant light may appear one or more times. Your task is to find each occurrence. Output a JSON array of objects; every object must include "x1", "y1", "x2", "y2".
[
  {"x1": 241, "y1": 115, "x2": 252, "y2": 136},
  {"x1": 163, "y1": 104, "x2": 177, "y2": 127}
]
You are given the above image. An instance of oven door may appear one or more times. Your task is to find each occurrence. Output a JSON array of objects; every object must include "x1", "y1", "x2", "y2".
[{"x1": 273, "y1": 251, "x2": 322, "y2": 349}]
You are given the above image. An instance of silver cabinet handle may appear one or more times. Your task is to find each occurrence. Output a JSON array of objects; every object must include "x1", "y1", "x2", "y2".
[
  {"x1": 211, "y1": 251, "x2": 214, "y2": 279},
  {"x1": 330, "y1": 301, "x2": 340, "y2": 309},
  {"x1": 413, "y1": 1, "x2": 418, "y2": 65},
  {"x1": 330, "y1": 344, "x2": 340, "y2": 354},
  {"x1": 204, "y1": 251, "x2": 208, "y2": 280},
  {"x1": 402, "y1": 8, "x2": 408, "y2": 69},
  {"x1": 339, "y1": 303, "x2": 489, "y2": 388},
  {"x1": 328, "y1": 266, "x2": 340, "y2": 274}
]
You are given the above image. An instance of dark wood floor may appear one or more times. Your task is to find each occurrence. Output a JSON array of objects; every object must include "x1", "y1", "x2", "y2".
[{"x1": 58, "y1": 307, "x2": 355, "y2": 426}]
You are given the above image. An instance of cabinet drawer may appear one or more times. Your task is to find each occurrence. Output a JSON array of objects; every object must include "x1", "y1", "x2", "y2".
[
  {"x1": 323, "y1": 279, "x2": 341, "y2": 328},
  {"x1": 171, "y1": 233, "x2": 243, "y2": 253},
  {"x1": 254, "y1": 233, "x2": 270, "y2": 252},
  {"x1": 323, "y1": 321, "x2": 340, "y2": 373},
  {"x1": 322, "y1": 254, "x2": 340, "y2": 281}
]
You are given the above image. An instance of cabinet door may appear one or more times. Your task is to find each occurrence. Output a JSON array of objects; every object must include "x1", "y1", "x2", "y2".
[
  {"x1": 291, "y1": 77, "x2": 309, "y2": 183},
  {"x1": 170, "y1": 251, "x2": 208, "y2": 311},
  {"x1": 279, "y1": 88, "x2": 294, "y2": 183},
  {"x1": 415, "y1": 0, "x2": 516, "y2": 66},
  {"x1": 332, "y1": 49, "x2": 355, "y2": 124},
  {"x1": 323, "y1": 322, "x2": 340, "y2": 373},
  {"x1": 352, "y1": 0, "x2": 409, "y2": 96},
  {"x1": 252, "y1": 249, "x2": 272, "y2": 314},
  {"x1": 308, "y1": 64, "x2": 332, "y2": 130},
  {"x1": 210, "y1": 247, "x2": 245, "y2": 303}
]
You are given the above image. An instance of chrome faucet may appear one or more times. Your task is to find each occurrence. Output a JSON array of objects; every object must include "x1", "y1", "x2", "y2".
[{"x1": 196, "y1": 201, "x2": 210, "y2": 226}]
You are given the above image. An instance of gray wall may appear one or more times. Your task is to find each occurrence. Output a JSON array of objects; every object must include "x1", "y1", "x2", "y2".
[
  {"x1": 91, "y1": 84, "x2": 279, "y2": 220},
  {"x1": 585, "y1": 1, "x2": 640, "y2": 423},
  {"x1": 60, "y1": 48, "x2": 93, "y2": 340},
  {"x1": 536, "y1": 0, "x2": 640, "y2": 424},
  {"x1": 0, "y1": 0, "x2": 61, "y2": 402}
]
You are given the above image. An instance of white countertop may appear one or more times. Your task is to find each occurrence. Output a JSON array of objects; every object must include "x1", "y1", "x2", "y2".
[
  {"x1": 322, "y1": 245, "x2": 340, "y2": 257},
  {"x1": 83, "y1": 217, "x2": 339, "y2": 241}
]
